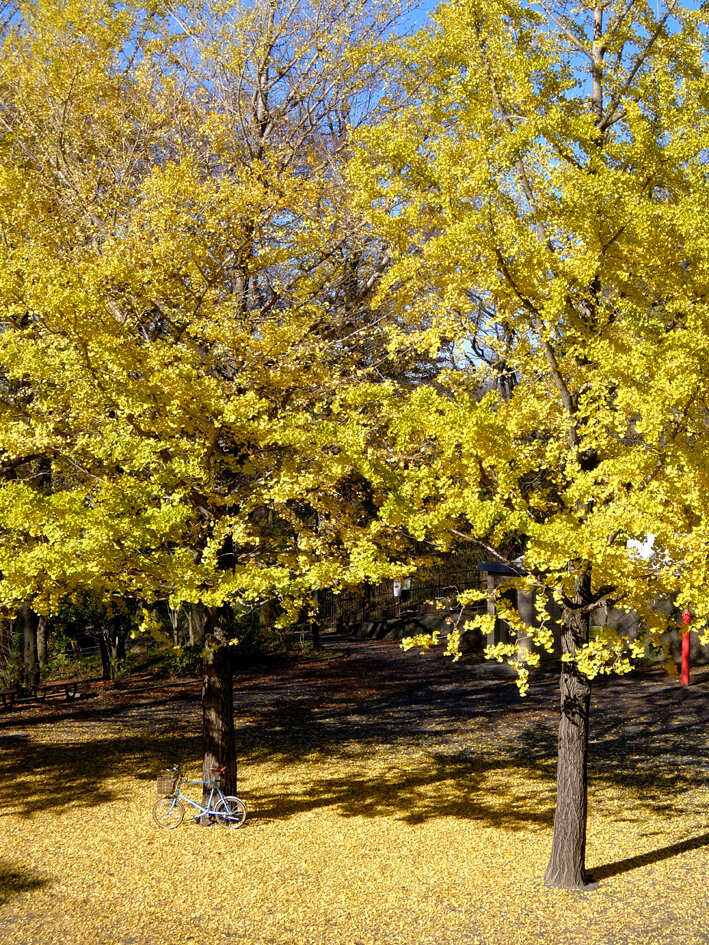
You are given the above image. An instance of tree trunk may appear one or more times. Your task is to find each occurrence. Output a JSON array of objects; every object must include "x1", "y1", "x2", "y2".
[
  {"x1": 545, "y1": 569, "x2": 592, "y2": 888},
  {"x1": 109, "y1": 630, "x2": 126, "y2": 682},
  {"x1": 36, "y1": 615, "x2": 48, "y2": 666},
  {"x1": 200, "y1": 607, "x2": 237, "y2": 823},
  {"x1": 22, "y1": 602, "x2": 39, "y2": 688},
  {"x1": 109, "y1": 640, "x2": 120, "y2": 682},
  {"x1": 187, "y1": 603, "x2": 207, "y2": 646},
  {"x1": 97, "y1": 632, "x2": 111, "y2": 681},
  {"x1": 168, "y1": 606, "x2": 181, "y2": 646}
]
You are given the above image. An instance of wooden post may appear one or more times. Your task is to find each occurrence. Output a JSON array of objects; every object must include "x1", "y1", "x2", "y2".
[
  {"x1": 486, "y1": 571, "x2": 496, "y2": 648},
  {"x1": 516, "y1": 588, "x2": 536, "y2": 657},
  {"x1": 22, "y1": 602, "x2": 39, "y2": 689},
  {"x1": 681, "y1": 610, "x2": 691, "y2": 687},
  {"x1": 681, "y1": 632, "x2": 690, "y2": 686}
]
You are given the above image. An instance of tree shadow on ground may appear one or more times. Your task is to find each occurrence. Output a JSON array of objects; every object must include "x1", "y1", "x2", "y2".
[
  {"x1": 2, "y1": 692, "x2": 705, "y2": 841},
  {"x1": 224, "y1": 660, "x2": 709, "y2": 828},
  {"x1": 0, "y1": 863, "x2": 52, "y2": 904},
  {"x1": 0, "y1": 720, "x2": 558, "y2": 829},
  {"x1": 588, "y1": 832, "x2": 709, "y2": 881},
  {"x1": 252, "y1": 748, "x2": 558, "y2": 828},
  {"x1": 1, "y1": 639, "x2": 707, "y2": 839},
  {"x1": 0, "y1": 730, "x2": 202, "y2": 817}
]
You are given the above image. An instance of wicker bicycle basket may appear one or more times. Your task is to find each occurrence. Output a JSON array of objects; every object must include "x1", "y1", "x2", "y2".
[{"x1": 156, "y1": 773, "x2": 177, "y2": 795}]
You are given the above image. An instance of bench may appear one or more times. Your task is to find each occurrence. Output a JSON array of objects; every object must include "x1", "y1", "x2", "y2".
[
  {"x1": 33, "y1": 680, "x2": 80, "y2": 701},
  {"x1": 0, "y1": 680, "x2": 82, "y2": 709},
  {"x1": 0, "y1": 689, "x2": 16, "y2": 710}
]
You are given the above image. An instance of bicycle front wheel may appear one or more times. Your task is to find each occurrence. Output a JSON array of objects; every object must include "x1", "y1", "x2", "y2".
[
  {"x1": 153, "y1": 796, "x2": 185, "y2": 829},
  {"x1": 215, "y1": 796, "x2": 247, "y2": 829}
]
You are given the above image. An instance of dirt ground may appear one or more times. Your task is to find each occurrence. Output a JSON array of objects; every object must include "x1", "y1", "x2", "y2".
[{"x1": 1, "y1": 635, "x2": 708, "y2": 945}]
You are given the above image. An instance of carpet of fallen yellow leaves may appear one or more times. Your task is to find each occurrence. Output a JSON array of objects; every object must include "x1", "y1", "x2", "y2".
[{"x1": 1, "y1": 641, "x2": 707, "y2": 945}]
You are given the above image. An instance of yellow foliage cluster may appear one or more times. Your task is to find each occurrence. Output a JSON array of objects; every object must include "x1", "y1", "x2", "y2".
[
  {"x1": 354, "y1": 0, "x2": 709, "y2": 683},
  {"x1": 3, "y1": 0, "x2": 709, "y2": 687},
  {"x1": 0, "y1": 0, "x2": 415, "y2": 624}
]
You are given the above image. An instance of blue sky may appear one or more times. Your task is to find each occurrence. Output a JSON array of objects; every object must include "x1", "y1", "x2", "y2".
[{"x1": 402, "y1": 0, "x2": 439, "y2": 31}]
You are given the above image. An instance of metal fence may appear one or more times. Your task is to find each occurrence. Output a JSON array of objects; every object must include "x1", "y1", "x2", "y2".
[{"x1": 322, "y1": 568, "x2": 486, "y2": 629}]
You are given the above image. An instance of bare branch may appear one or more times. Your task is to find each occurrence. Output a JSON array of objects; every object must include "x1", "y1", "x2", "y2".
[
  {"x1": 600, "y1": 0, "x2": 679, "y2": 131},
  {"x1": 534, "y1": 1, "x2": 592, "y2": 59}
]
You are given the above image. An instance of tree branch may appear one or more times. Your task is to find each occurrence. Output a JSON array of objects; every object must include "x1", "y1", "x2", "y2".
[
  {"x1": 599, "y1": 0, "x2": 678, "y2": 131},
  {"x1": 535, "y1": 1, "x2": 592, "y2": 60}
]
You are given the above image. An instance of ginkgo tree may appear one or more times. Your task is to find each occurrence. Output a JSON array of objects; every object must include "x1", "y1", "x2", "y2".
[
  {"x1": 351, "y1": 0, "x2": 709, "y2": 887},
  {"x1": 0, "y1": 0, "x2": 425, "y2": 802}
]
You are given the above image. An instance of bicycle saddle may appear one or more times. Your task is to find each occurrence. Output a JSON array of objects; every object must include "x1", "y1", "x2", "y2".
[{"x1": 208, "y1": 764, "x2": 227, "y2": 773}]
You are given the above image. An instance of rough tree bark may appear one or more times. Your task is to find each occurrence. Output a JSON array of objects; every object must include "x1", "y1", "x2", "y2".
[
  {"x1": 187, "y1": 602, "x2": 207, "y2": 646},
  {"x1": 109, "y1": 629, "x2": 126, "y2": 681},
  {"x1": 97, "y1": 631, "x2": 111, "y2": 681},
  {"x1": 21, "y1": 602, "x2": 39, "y2": 688},
  {"x1": 98, "y1": 618, "x2": 128, "y2": 682},
  {"x1": 36, "y1": 615, "x2": 48, "y2": 667},
  {"x1": 544, "y1": 568, "x2": 592, "y2": 888},
  {"x1": 199, "y1": 606, "x2": 238, "y2": 822}
]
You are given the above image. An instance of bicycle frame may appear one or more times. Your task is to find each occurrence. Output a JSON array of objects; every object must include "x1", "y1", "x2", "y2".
[{"x1": 169, "y1": 777, "x2": 228, "y2": 816}]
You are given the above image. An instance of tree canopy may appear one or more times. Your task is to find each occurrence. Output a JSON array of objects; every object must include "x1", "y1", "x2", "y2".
[
  {"x1": 0, "y1": 0, "x2": 422, "y2": 624},
  {"x1": 352, "y1": 0, "x2": 709, "y2": 669},
  {"x1": 350, "y1": 0, "x2": 709, "y2": 886}
]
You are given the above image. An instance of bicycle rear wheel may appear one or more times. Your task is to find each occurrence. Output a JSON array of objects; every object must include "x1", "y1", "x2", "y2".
[
  {"x1": 153, "y1": 796, "x2": 185, "y2": 828},
  {"x1": 215, "y1": 796, "x2": 247, "y2": 829}
]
